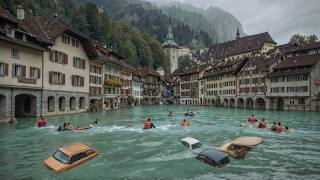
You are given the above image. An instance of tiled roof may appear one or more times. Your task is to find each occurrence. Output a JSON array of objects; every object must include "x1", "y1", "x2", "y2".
[
  {"x1": 273, "y1": 54, "x2": 320, "y2": 70},
  {"x1": 0, "y1": 8, "x2": 19, "y2": 23},
  {"x1": 204, "y1": 59, "x2": 248, "y2": 77},
  {"x1": 22, "y1": 15, "x2": 97, "y2": 59},
  {"x1": 207, "y1": 32, "x2": 277, "y2": 60},
  {"x1": 248, "y1": 56, "x2": 278, "y2": 72},
  {"x1": 140, "y1": 67, "x2": 160, "y2": 77},
  {"x1": 267, "y1": 68, "x2": 312, "y2": 77},
  {"x1": 179, "y1": 63, "x2": 212, "y2": 76}
]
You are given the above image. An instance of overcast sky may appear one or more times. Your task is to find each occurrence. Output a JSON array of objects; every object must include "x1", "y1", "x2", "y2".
[{"x1": 148, "y1": 0, "x2": 320, "y2": 44}]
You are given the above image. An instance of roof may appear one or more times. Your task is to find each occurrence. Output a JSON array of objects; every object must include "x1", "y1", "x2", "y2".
[
  {"x1": 58, "y1": 142, "x2": 91, "y2": 155},
  {"x1": 163, "y1": 24, "x2": 177, "y2": 47},
  {"x1": 22, "y1": 15, "x2": 97, "y2": 59},
  {"x1": 140, "y1": 67, "x2": 160, "y2": 77},
  {"x1": 231, "y1": 136, "x2": 263, "y2": 147},
  {"x1": 179, "y1": 64, "x2": 212, "y2": 76},
  {"x1": 244, "y1": 56, "x2": 278, "y2": 72},
  {"x1": 207, "y1": 32, "x2": 276, "y2": 60},
  {"x1": 273, "y1": 54, "x2": 320, "y2": 70},
  {"x1": 181, "y1": 137, "x2": 200, "y2": 145},
  {"x1": 198, "y1": 149, "x2": 228, "y2": 161},
  {"x1": 0, "y1": 32, "x2": 45, "y2": 51},
  {"x1": 267, "y1": 68, "x2": 312, "y2": 77},
  {"x1": 278, "y1": 42, "x2": 320, "y2": 54},
  {"x1": 0, "y1": 8, "x2": 19, "y2": 23},
  {"x1": 204, "y1": 58, "x2": 248, "y2": 77}
]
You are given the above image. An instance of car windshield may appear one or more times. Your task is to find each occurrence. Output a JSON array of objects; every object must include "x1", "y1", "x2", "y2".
[
  {"x1": 191, "y1": 142, "x2": 202, "y2": 149},
  {"x1": 220, "y1": 157, "x2": 230, "y2": 166},
  {"x1": 53, "y1": 150, "x2": 70, "y2": 164}
]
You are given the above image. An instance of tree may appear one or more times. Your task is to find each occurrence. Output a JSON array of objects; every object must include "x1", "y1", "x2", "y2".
[
  {"x1": 179, "y1": 55, "x2": 196, "y2": 69},
  {"x1": 289, "y1": 33, "x2": 318, "y2": 45}
]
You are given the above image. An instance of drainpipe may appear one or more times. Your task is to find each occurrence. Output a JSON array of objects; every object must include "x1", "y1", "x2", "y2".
[{"x1": 40, "y1": 51, "x2": 44, "y2": 116}]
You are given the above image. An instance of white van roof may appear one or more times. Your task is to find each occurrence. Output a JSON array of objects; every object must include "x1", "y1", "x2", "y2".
[{"x1": 181, "y1": 137, "x2": 200, "y2": 145}]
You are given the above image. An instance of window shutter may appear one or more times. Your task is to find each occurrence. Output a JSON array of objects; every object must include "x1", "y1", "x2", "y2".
[
  {"x1": 29, "y1": 67, "x2": 32, "y2": 78},
  {"x1": 21, "y1": 66, "x2": 26, "y2": 77},
  {"x1": 82, "y1": 59, "x2": 86, "y2": 69},
  {"x1": 12, "y1": 64, "x2": 15, "y2": 76},
  {"x1": 81, "y1": 77, "x2": 84, "y2": 87},
  {"x1": 4, "y1": 63, "x2": 8, "y2": 76},
  {"x1": 37, "y1": 68, "x2": 41, "y2": 78},
  {"x1": 62, "y1": 74, "x2": 65, "y2": 85},
  {"x1": 64, "y1": 54, "x2": 68, "y2": 64},
  {"x1": 72, "y1": 75, "x2": 75, "y2": 86},
  {"x1": 73, "y1": 57, "x2": 75, "y2": 67},
  {"x1": 54, "y1": 51, "x2": 58, "y2": 63},
  {"x1": 50, "y1": 51, "x2": 54, "y2": 61},
  {"x1": 49, "y1": 71, "x2": 52, "y2": 83}
]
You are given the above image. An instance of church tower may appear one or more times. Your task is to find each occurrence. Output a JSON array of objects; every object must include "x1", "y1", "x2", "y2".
[
  {"x1": 163, "y1": 18, "x2": 179, "y2": 74},
  {"x1": 236, "y1": 28, "x2": 240, "y2": 40}
]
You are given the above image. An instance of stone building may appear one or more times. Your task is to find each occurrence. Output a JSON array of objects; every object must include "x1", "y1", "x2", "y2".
[
  {"x1": 119, "y1": 56, "x2": 135, "y2": 108},
  {"x1": 237, "y1": 56, "x2": 279, "y2": 109},
  {"x1": 132, "y1": 72, "x2": 143, "y2": 105},
  {"x1": 0, "y1": 7, "x2": 49, "y2": 122},
  {"x1": 207, "y1": 32, "x2": 277, "y2": 63},
  {"x1": 266, "y1": 54, "x2": 320, "y2": 111},
  {"x1": 179, "y1": 64, "x2": 212, "y2": 105},
  {"x1": 163, "y1": 21, "x2": 179, "y2": 74},
  {"x1": 204, "y1": 59, "x2": 247, "y2": 106},
  {"x1": 140, "y1": 67, "x2": 161, "y2": 105},
  {"x1": 22, "y1": 15, "x2": 96, "y2": 116}
]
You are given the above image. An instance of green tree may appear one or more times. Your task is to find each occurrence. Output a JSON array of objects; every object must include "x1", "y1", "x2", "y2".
[
  {"x1": 306, "y1": 34, "x2": 318, "y2": 44},
  {"x1": 179, "y1": 55, "x2": 196, "y2": 69},
  {"x1": 290, "y1": 34, "x2": 318, "y2": 45}
]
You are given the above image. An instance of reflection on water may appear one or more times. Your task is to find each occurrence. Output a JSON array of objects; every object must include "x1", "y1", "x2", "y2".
[{"x1": 0, "y1": 105, "x2": 320, "y2": 179}]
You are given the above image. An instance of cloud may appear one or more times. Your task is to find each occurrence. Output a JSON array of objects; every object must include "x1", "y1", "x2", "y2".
[{"x1": 148, "y1": 0, "x2": 320, "y2": 44}]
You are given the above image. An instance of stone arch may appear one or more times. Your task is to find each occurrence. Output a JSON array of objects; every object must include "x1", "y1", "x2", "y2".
[
  {"x1": 245, "y1": 97, "x2": 254, "y2": 109},
  {"x1": 48, "y1": 96, "x2": 55, "y2": 112},
  {"x1": 79, "y1": 97, "x2": 85, "y2": 109},
  {"x1": 229, "y1": 98, "x2": 236, "y2": 108},
  {"x1": 237, "y1": 98, "x2": 244, "y2": 108},
  {"x1": 15, "y1": 94, "x2": 37, "y2": 117},
  {"x1": 70, "y1": 97, "x2": 76, "y2": 110},
  {"x1": 255, "y1": 97, "x2": 266, "y2": 109},
  {"x1": 0, "y1": 94, "x2": 6, "y2": 117},
  {"x1": 216, "y1": 98, "x2": 221, "y2": 106},
  {"x1": 223, "y1": 98, "x2": 229, "y2": 107},
  {"x1": 59, "y1": 96, "x2": 66, "y2": 111}
]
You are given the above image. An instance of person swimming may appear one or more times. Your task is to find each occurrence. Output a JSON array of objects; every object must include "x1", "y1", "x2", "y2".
[
  {"x1": 270, "y1": 122, "x2": 277, "y2": 131},
  {"x1": 92, "y1": 119, "x2": 99, "y2": 124},
  {"x1": 275, "y1": 122, "x2": 283, "y2": 133},
  {"x1": 181, "y1": 119, "x2": 190, "y2": 126},
  {"x1": 35, "y1": 117, "x2": 48, "y2": 127},
  {"x1": 143, "y1": 118, "x2": 156, "y2": 129},
  {"x1": 284, "y1": 126, "x2": 289, "y2": 132},
  {"x1": 57, "y1": 123, "x2": 67, "y2": 131},
  {"x1": 248, "y1": 114, "x2": 257, "y2": 123},
  {"x1": 168, "y1": 112, "x2": 173, "y2": 116},
  {"x1": 258, "y1": 118, "x2": 267, "y2": 129}
]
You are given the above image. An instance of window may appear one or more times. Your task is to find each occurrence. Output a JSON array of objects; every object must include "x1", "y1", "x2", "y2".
[
  {"x1": 62, "y1": 34, "x2": 70, "y2": 44},
  {"x1": 11, "y1": 48, "x2": 19, "y2": 58},
  {"x1": 12, "y1": 64, "x2": 25, "y2": 77},
  {"x1": 69, "y1": 152, "x2": 87, "y2": 164},
  {"x1": 289, "y1": 99, "x2": 295, "y2": 105},
  {"x1": 49, "y1": 71, "x2": 65, "y2": 85},
  {"x1": 30, "y1": 67, "x2": 40, "y2": 79},
  {"x1": 71, "y1": 38, "x2": 79, "y2": 47},
  {"x1": 50, "y1": 51, "x2": 68, "y2": 64},
  {"x1": 6, "y1": 27, "x2": 15, "y2": 38},
  {"x1": 0, "y1": 63, "x2": 8, "y2": 76},
  {"x1": 73, "y1": 57, "x2": 85, "y2": 69},
  {"x1": 72, "y1": 75, "x2": 84, "y2": 87},
  {"x1": 298, "y1": 98, "x2": 305, "y2": 105},
  {"x1": 53, "y1": 150, "x2": 69, "y2": 164},
  {"x1": 90, "y1": 65, "x2": 102, "y2": 74}
]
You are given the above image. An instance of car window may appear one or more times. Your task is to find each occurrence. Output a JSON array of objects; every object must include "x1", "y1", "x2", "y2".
[
  {"x1": 220, "y1": 157, "x2": 230, "y2": 166},
  {"x1": 196, "y1": 155, "x2": 207, "y2": 162},
  {"x1": 69, "y1": 152, "x2": 88, "y2": 164},
  {"x1": 53, "y1": 150, "x2": 70, "y2": 164},
  {"x1": 206, "y1": 157, "x2": 217, "y2": 167},
  {"x1": 191, "y1": 142, "x2": 202, "y2": 149},
  {"x1": 181, "y1": 141, "x2": 190, "y2": 149},
  {"x1": 86, "y1": 149, "x2": 94, "y2": 156}
]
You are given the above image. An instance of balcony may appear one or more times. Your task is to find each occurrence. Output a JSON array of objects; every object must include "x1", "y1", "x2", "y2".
[{"x1": 104, "y1": 79, "x2": 123, "y2": 88}]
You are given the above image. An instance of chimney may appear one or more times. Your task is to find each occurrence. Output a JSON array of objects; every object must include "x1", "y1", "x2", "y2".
[{"x1": 17, "y1": 5, "x2": 25, "y2": 20}]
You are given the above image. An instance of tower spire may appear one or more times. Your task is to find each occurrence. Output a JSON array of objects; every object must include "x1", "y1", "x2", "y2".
[
  {"x1": 163, "y1": 17, "x2": 177, "y2": 47},
  {"x1": 236, "y1": 28, "x2": 240, "y2": 40}
]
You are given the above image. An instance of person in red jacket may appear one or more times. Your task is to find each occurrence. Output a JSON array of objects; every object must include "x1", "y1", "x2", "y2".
[
  {"x1": 181, "y1": 119, "x2": 190, "y2": 126},
  {"x1": 143, "y1": 118, "x2": 155, "y2": 129},
  {"x1": 248, "y1": 114, "x2": 257, "y2": 123},
  {"x1": 35, "y1": 117, "x2": 48, "y2": 127}
]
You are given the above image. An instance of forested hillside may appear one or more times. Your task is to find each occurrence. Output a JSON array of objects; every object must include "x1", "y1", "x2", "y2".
[{"x1": 0, "y1": 0, "x2": 166, "y2": 70}]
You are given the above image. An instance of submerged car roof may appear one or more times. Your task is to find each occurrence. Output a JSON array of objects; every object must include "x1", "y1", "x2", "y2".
[
  {"x1": 58, "y1": 142, "x2": 91, "y2": 155},
  {"x1": 181, "y1": 137, "x2": 200, "y2": 145},
  {"x1": 199, "y1": 149, "x2": 228, "y2": 161},
  {"x1": 231, "y1": 136, "x2": 263, "y2": 147}
]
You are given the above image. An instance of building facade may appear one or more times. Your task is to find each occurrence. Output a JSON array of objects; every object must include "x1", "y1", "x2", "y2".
[{"x1": 140, "y1": 67, "x2": 161, "y2": 105}]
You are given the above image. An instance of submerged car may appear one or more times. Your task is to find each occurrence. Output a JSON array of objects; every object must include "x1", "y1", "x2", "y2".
[
  {"x1": 218, "y1": 136, "x2": 263, "y2": 159},
  {"x1": 180, "y1": 137, "x2": 202, "y2": 150},
  {"x1": 196, "y1": 149, "x2": 230, "y2": 168},
  {"x1": 44, "y1": 142, "x2": 98, "y2": 172}
]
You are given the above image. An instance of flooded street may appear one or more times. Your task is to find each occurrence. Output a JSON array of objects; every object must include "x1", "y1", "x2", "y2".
[{"x1": 0, "y1": 105, "x2": 320, "y2": 180}]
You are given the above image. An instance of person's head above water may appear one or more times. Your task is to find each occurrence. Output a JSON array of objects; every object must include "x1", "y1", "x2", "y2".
[
  {"x1": 285, "y1": 126, "x2": 289, "y2": 130},
  {"x1": 147, "y1": 118, "x2": 151, "y2": 121},
  {"x1": 273, "y1": 122, "x2": 276, "y2": 125},
  {"x1": 63, "y1": 123, "x2": 67, "y2": 127},
  {"x1": 262, "y1": 118, "x2": 265, "y2": 122},
  {"x1": 278, "y1": 122, "x2": 281, "y2": 126},
  {"x1": 252, "y1": 114, "x2": 255, "y2": 117},
  {"x1": 183, "y1": 119, "x2": 186, "y2": 122}
]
